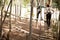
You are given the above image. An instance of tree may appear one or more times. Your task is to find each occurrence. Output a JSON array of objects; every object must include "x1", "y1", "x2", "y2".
[
  {"x1": 0, "y1": 0, "x2": 12, "y2": 40},
  {"x1": 6, "y1": 0, "x2": 12, "y2": 40},
  {"x1": 29, "y1": 0, "x2": 33, "y2": 40},
  {"x1": 19, "y1": 0, "x2": 21, "y2": 21},
  {"x1": 53, "y1": 0, "x2": 60, "y2": 10},
  {"x1": 0, "y1": 0, "x2": 5, "y2": 40},
  {"x1": 53, "y1": 0, "x2": 60, "y2": 40}
]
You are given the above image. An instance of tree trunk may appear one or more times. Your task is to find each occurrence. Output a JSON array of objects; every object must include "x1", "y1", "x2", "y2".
[
  {"x1": 9, "y1": 0, "x2": 12, "y2": 33},
  {"x1": 6, "y1": 0, "x2": 12, "y2": 40},
  {"x1": 2, "y1": 0, "x2": 12, "y2": 25},
  {"x1": 58, "y1": 12, "x2": 60, "y2": 40},
  {"x1": 58, "y1": 21, "x2": 60, "y2": 40},
  {"x1": 15, "y1": 4, "x2": 16, "y2": 25},
  {"x1": 0, "y1": 0, "x2": 5, "y2": 40},
  {"x1": 20, "y1": 1, "x2": 21, "y2": 21},
  {"x1": 29, "y1": 0, "x2": 33, "y2": 40}
]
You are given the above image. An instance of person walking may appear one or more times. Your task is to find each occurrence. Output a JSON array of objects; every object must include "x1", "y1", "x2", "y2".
[{"x1": 46, "y1": 9, "x2": 51, "y2": 28}]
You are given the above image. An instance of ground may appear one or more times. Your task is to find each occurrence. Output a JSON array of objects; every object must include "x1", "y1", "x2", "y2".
[{"x1": 1, "y1": 16, "x2": 58, "y2": 40}]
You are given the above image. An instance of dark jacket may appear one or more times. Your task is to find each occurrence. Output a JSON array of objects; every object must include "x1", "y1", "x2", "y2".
[{"x1": 46, "y1": 12, "x2": 51, "y2": 20}]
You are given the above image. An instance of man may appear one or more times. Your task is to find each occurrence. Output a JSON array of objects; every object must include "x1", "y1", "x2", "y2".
[
  {"x1": 37, "y1": 6, "x2": 41, "y2": 19},
  {"x1": 46, "y1": 9, "x2": 51, "y2": 28}
]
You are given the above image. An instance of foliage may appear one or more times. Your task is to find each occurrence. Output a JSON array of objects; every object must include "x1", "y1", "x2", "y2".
[
  {"x1": 5, "y1": 0, "x2": 9, "y2": 5},
  {"x1": 0, "y1": 0, "x2": 2, "y2": 6},
  {"x1": 22, "y1": 0, "x2": 30, "y2": 7},
  {"x1": 0, "y1": 0, "x2": 9, "y2": 7},
  {"x1": 53, "y1": 0, "x2": 60, "y2": 10}
]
